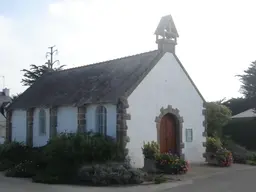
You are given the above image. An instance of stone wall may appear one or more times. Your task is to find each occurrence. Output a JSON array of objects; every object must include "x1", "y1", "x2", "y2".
[{"x1": 116, "y1": 96, "x2": 131, "y2": 156}]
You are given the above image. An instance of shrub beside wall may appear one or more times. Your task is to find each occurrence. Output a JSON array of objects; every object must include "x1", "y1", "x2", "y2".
[
  {"x1": 223, "y1": 118, "x2": 256, "y2": 151},
  {"x1": 0, "y1": 132, "x2": 130, "y2": 185}
]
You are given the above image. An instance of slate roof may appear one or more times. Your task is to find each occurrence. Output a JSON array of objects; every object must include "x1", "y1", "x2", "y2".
[
  {"x1": 9, "y1": 50, "x2": 205, "y2": 110},
  {"x1": 9, "y1": 50, "x2": 162, "y2": 109}
]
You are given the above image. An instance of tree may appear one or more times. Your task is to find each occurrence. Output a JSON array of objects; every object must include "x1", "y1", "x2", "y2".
[
  {"x1": 237, "y1": 61, "x2": 256, "y2": 98},
  {"x1": 21, "y1": 64, "x2": 64, "y2": 86},
  {"x1": 21, "y1": 45, "x2": 65, "y2": 86},
  {"x1": 206, "y1": 102, "x2": 232, "y2": 137}
]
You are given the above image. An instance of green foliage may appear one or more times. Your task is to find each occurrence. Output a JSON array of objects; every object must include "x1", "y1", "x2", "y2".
[
  {"x1": 223, "y1": 118, "x2": 256, "y2": 150},
  {"x1": 222, "y1": 137, "x2": 252, "y2": 164},
  {"x1": 77, "y1": 164, "x2": 145, "y2": 186},
  {"x1": 206, "y1": 137, "x2": 222, "y2": 153},
  {"x1": 223, "y1": 97, "x2": 249, "y2": 116},
  {"x1": 246, "y1": 160, "x2": 256, "y2": 166},
  {"x1": 0, "y1": 141, "x2": 30, "y2": 171},
  {"x1": 142, "y1": 141, "x2": 159, "y2": 160},
  {"x1": 154, "y1": 174, "x2": 167, "y2": 184},
  {"x1": 237, "y1": 61, "x2": 256, "y2": 98},
  {"x1": 206, "y1": 102, "x2": 232, "y2": 137},
  {"x1": 205, "y1": 136, "x2": 233, "y2": 167},
  {"x1": 0, "y1": 133, "x2": 127, "y2": 185},
  {"x1": 45, "y1": 132, "x2": 124, "y2": 163},
  {"x1": 21, "y1": 63, "x2": 65, "y2": 86},
  {"x1": 5, "y1": 160, "x2": 37, "y2": 178},
  {"x1": 155, "y1": 153, "x2": 188, "y2": 174},
  {"x1": 32, "y1": 132, "x2": 124, "y2": 184},
  {"x1": 215, "y1": 148, "x2": 233, "y2": 167}
]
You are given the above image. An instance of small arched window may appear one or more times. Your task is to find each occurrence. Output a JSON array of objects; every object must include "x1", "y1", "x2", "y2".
[
  {"x1": 39, "y1": 109, "x2": 46, "y2": 135},
  {"x1": 96, "y1": 106, "x2": 107, "y2": 135}
]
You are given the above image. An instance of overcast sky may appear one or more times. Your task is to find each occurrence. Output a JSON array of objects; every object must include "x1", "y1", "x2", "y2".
[{"x1": 0, "y1": 0, "x2": 255, "y2": 101}]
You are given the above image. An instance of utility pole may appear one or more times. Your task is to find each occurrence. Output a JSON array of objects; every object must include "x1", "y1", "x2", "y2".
[{"x1": 45, "y1": 45, "x2": 60, "y2": 69}]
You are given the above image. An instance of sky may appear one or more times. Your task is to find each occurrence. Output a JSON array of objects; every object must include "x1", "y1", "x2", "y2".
[{"x1": 0, "y1": 0, "x2": 256, "y2": 101}]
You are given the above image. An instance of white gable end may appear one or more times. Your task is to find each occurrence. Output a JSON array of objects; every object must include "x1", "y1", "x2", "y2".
[{"x1": 127, "y1": 52, "x2": 205, "y2": 167}]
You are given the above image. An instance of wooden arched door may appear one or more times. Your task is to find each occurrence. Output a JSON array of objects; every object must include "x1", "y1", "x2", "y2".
[{"x1": 160, "y1": 114, "x2": 177, "y2": 154}]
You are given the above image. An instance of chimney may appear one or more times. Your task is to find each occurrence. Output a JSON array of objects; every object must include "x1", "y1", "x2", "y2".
[
  {"x1": 154, "y1": 14, "x2": 179, "y2": 53},
  {"x1": 3, "y1": 88, "x2": 9, "y2": 97}
]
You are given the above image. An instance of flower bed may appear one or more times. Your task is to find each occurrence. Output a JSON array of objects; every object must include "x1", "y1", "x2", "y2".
[
  {"x1": 215, "y1": 148, "x2": 233, "y2": 167},
  {"x1": 205, "y1": 137, "x2": 233, "y2": 167},
  {"x1": 142, "y1": 141, "x2": 189, "y2": 175},
  {"x1": 155, "y1": 153, "x2": 189, "y2": 174}
]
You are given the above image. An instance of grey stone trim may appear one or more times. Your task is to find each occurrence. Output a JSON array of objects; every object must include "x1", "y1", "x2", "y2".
[
  {"x1": 122, "y1": 113, "x2": 131, "y2": 120},
  {"x1": 116, "y1": 97, "x2": 130, "y2": 156},
  {"x1": 202, "y1": 102, "x2": 207, "y2": 140},
  {"x1": 26, "y1": 108, "x2": 34, "y2": 147},
  {"x1": 180, "y1": 153, "x2": 185, "y2": 160},
  {"x1": 50, "y1": 107, "x2": 58, "y2": 138},
  {"x1": 202, "y1": 142, "x2": 206, "y2": 147},
  {"x1": 6, "y1": 111, "x2": 12, "y2": 143},
  {"x1": 155, "y1": 105, "x2": 184, "y2": 158},
  {"x1": 77, "y1": 106, "x2": 86, "y2": 133}
]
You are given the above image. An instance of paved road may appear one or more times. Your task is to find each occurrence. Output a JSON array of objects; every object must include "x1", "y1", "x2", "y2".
[
  {"x1": 166, "y1": 168, "x2": 256, "y2": 192},
  {"x1": 0, "y1": 168, "x2": 256, "y2": 192}
]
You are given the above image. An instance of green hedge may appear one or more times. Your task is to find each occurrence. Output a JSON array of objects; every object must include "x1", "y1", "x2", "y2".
[
  {"x1": 223, "y1": 118, "x2": 256, "y2": 150},
  {"x1": 0, "y1": 132, "x2": 127, "y2": 184}
]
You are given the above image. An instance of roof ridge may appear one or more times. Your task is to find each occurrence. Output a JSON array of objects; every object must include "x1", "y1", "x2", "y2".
[{"x1": 49, "y1": 50, "x2": 159, "y2": 75}]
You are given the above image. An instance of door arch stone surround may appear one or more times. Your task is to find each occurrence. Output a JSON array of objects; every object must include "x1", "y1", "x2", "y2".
[{"x1": 155, "y1": 105, "x2": 185, "y2": 159}]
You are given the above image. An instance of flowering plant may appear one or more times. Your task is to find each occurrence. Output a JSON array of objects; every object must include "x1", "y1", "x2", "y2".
[
  {"x1": 155, "y1": 152, "x2": 189, "y2": 174},
  {"x1": 215, "y1": 148, "x2": 233, "y2": 167},
  {"x1": 142, "y1": 141, "x2": 160, "y2": 160}
]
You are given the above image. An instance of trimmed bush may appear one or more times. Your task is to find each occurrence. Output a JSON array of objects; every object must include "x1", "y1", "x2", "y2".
[
  {"x1": 32, "y1": 132, "x2": 125, "y2": 184},
  {"x1": 222, "y1": 138, "x2": 252, "y2": 164},
  {"x1": 223, "y1": 118, "x2": 256, "y2": 150},
  {"x1": 0, "y1": 141, "x2": 33, "y2": 171},
  {"x1": 155, "y1": 153, "x2": 189, "y2": 174},
  {"x1": 1, "y1": 133, "x2": 129, "y2": 185},
  {"x1": 5, "y1": 160, "x2": 36, "y2": 178},
  {"x1": 77, "y1": 164, "x2": 145, "y2": 186}
]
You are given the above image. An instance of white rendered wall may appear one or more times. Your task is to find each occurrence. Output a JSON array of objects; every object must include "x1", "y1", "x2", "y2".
[
  {"x1": 11, "y1": 104, "x2": 117, "y2": 146},
  {"x1": 127, "y1": 52, "x2": 205, "y2": 168},
  {"x1": 11, "y1": 110, "x2": 27, "y2": 143}
]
